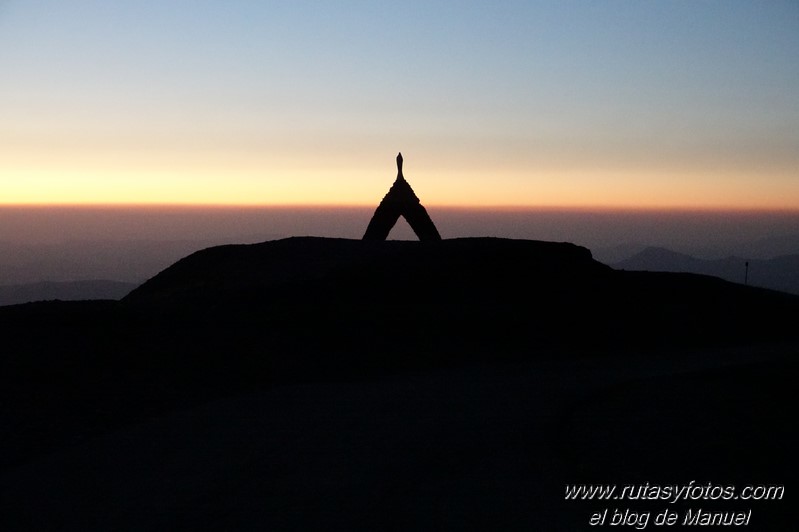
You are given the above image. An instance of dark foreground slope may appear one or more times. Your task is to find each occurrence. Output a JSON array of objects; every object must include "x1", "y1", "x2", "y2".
[{"x1": 1, "y1": 238, "x2": 796, "y2": 531}]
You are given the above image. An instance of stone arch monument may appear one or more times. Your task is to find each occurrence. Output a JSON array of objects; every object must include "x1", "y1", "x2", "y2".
[{"x1": 362, "y1": 153, "x2": 442, "y2": 241}]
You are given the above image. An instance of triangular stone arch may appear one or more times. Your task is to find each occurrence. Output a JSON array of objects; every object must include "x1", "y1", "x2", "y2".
[{"x1": 362, "y1": 153, "x2": 442, "y2": 241}]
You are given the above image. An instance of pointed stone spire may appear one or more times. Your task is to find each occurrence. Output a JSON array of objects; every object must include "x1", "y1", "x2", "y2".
[
  {"x1": 362, "y1": 153, "x2": 442, "y2": 241},
  {"x1": 397, "y1": 152, "x2": 404, "y2": 180}
]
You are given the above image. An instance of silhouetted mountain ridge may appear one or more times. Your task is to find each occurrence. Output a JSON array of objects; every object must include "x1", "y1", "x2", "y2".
[
  {"x1": 125, "y1": 236, "x2": 599, "y2": 306},
  {"x1": 117, "y1": 237, "x2": 799, "y2": 352}
]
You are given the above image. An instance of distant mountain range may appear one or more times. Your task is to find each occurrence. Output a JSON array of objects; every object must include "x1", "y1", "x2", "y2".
[
  {"x1": 592, "y1": 233, "x2": 799, "y2": 264},
  {"x1": 613, "y1": 247, "x2": 799, "y2": 295},
  {"x1": 0, "y1": 238, "x2": 263, "y2": 285},
  {"x1": 0, "y1": 280, "x2": 138, "y2": 307}
]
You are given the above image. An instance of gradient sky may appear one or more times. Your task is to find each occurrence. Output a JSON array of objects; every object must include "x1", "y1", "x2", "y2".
[{"x1": 1, "y1": 1, "x2": 798, "y2": 208}]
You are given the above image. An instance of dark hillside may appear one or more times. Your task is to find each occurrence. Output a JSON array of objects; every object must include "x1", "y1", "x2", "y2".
[
  {"x1": 124, "y1": 237, "x2": 798, "y2": 353},
  {"x1": 0, "y1": 237, "x2": 796, "y2": 530}
]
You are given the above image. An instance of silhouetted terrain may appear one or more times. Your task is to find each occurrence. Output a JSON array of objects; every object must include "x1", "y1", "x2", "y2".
[
  {"x1": 1, "y1": 238, "x2": 795, "y2": 530},
  {"x1": 0, "y1": 280, "x2": 138, "y2": 307},
  {"x1": 614, "y1": 246, "x2": 799, "y2": 295},
  {"x1": 5, "y1": 206, "x2": 798, "y2": 284}
]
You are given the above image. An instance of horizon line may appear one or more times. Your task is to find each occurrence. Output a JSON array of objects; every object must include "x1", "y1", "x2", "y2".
[{"x1": 2, "y1": 202, "x2": 799, "y2": 214}]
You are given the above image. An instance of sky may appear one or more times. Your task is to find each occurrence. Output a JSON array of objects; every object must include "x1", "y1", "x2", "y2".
[{"x1": 1, "y1": 1, "x2": 798, "y2": 209}]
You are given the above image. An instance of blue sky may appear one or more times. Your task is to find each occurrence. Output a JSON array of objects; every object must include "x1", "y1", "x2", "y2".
[{"x1": 1, "y1": 1, "x2": 798, "y2": 207}]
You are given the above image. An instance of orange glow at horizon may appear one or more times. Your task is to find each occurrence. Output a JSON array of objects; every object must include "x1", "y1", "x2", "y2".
[{"x1": 2, "y1": 164, "x2": 798, "y2": 211}]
